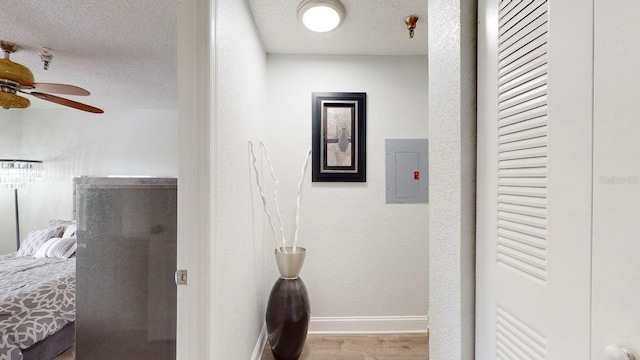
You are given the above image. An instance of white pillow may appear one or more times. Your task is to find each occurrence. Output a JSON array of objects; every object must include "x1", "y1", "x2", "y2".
[
  {"x1": 34, "y1": 238, "x2": 60, "y2": 259},
  {"x1": 17, "y1": 226, "x2": 65, "y2": 257},
  {"x1": 47, "y1": 237, "x2": 77, "y2": 259},
  {"x1": 62, "y1": 224, "x2": 77, "y2": 238}
]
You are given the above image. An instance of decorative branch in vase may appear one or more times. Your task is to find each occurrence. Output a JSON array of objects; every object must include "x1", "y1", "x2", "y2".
[
  {"x1": 249, "y1": 141, "x2": 311, "y2": 360},
  {"x1": 249, "y1": 140, "x2": 312, "y2": 360}
]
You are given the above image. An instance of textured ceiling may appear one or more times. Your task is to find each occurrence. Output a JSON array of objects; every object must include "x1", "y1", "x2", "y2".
[
  {"x1": 248, "y1": 0, "x2": 428, "y2": 55},
  {"x1": 0, "y1": 0, "x2": 427, "y2": 111},
  {"x1": 0, "y1": 0, "x2": 177, "y2": 110}
]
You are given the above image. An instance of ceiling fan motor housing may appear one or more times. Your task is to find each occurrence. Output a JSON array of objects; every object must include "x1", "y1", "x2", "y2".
[
  {"x1": 0, "y1": 59, "x2": 34, "y2": 85},
  {"x1": 0, "y1": 58, "x2": 33, "y2": 109},
  {"x1": 0, "y1": 92, "x2": 30, "y2": 109}
]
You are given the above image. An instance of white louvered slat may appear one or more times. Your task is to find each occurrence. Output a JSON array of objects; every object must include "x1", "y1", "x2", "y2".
[
  {"x1": 499, "y1": 0, "x2": 546, "y2": 36},
  {"x1": 499, "y1": 0, "x2": 533, "y2": 31},
  {"x1": 499, "y1": 116, "x2": 546, "y2": 136},
  {"x1": 499, "y1": 172, "x2": 547, "y2": 182},
  {"x1": 498, "y1": 39, "x2": 547, "y2": 72},
  {"x1": 498, "y1": 185, "x2": 547, "y2": 198},
  {"x1": 498, "y1": 137, "x2": 546, "y2": 153},
  {"x1": 498, "y1": 19, "x2": 548, "y2": 61},
  {"x1": 498, "y1": 236, "x2": 546, "y2": 259},
  {"x1": 498, "y1": 229, "x2": 546, "y2": 251},
  {"x1": 499, "y1": 63, "x2": 546, "y2": 95},
  {"x1": 498, "y1": 95, "x2": 546, "y2": 120},
  {"x1": 498, "y1": 45, "x2": 547, "y2": 80},
  {"x1": 498, "y1": 179, "x2": 546, "y2": 190},
  {"x1": 497, "y1": 0, "x2": 549, "y2": 284},
  {"x1": 498, "y1": 211, "x2": 546, "y2": 229},
  {"x1": 498, "y1": 101, "x2": 546, "y2": 124},
  {"x1": 499, "y1": 4, "x2": 548, "y2": 49},
  {"x1": 498, "y1": 194, "x2": 547, "y2": 210},
  {"x1": 497, "y1": 306, "x2": 547, "y2": 359},
  {"x1": 499, "y1": 218, "x2": 546, "y2": 239},
  {"x1": 499, "y1": 165, "x2": 546, "y2": 174},
  {"x1": 499, "y1": 157, "x2": 547, "y2": 171},
  {"x1": 499, "y1": 202, "x2": 546, "y2": 218},
  {"x1": 498, "y1": 146, "x2": 547, "y2": 161},
  {"x1": 498, "y1": 84, "x2": 546, "y2": 112},
  {"x1": 498, "y1": 73, "x2": 546, "y2": 104},
  {"x1": 499, "y1": 0, "x2": 522, "y2": 23},
  {"x1": 499, "y1": 159, "x2": 546, "y2": 168},
  {"x1": 498, "y1": 125, "x2": 546, "y2": 144}
]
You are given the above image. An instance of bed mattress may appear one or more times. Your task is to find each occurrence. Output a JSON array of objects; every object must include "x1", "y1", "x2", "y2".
[{"x1": 0, "y1": 254, "x2": 75, "y2": 360}]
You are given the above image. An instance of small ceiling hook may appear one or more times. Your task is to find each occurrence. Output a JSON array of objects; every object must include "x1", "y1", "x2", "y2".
[
  {"x1": 405, "y1": 14, "x2": 419, "y2": 39},
  {"x1": 38, "y1": 47, "x2": 53, "y2": 70}
]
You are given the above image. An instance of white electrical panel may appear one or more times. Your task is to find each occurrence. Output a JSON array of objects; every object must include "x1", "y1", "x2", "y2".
[{"x1": 385, "y1": 139, "x2": 428, "y2": 203}]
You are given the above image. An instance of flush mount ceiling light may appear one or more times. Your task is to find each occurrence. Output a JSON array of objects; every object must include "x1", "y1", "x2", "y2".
[{"x1": 297, "y1": 0, "x2": 346, "y2": 33}]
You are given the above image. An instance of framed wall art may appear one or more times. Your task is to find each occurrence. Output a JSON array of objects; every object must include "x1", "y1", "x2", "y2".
[{"x1": 311, "y1": 92, "x2": 366, "y2": 182}]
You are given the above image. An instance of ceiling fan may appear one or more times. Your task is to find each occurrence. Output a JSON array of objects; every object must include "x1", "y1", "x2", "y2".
[{"x1": 0, "y1": 41, "x2": 103, "y2": 114}]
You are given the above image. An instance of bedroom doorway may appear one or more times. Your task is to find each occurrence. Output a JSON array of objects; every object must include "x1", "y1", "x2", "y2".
[{"x1": 74, "y1": 178, "x2": 177, "y2": 359}]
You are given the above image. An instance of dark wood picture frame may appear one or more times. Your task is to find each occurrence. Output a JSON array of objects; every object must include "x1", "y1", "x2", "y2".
[{"x1": 312, "y1": 92, "x2": 366, "y2": 182}]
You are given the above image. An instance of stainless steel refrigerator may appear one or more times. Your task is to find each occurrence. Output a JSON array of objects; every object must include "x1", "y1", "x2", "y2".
[{"x1": 74, "y1": 177, "x2": 177, "y2": 359}]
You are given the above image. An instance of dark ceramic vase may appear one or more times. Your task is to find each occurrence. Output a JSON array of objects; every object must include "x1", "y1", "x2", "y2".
[{"x1": 266, "y1": 247, "x2": 310, "y2": 360}]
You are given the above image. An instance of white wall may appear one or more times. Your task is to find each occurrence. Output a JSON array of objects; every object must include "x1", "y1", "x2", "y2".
[
  {"x1": 264, "y1": 55, "x2": 429, "y2": 329},
  {"x1": 0, "y1": 111, "x2": 24, "y2": 254},
  {"x1": 215, "y1": 0, "x2": 267, "y2": 357},
  {"x1": 3, "y1": 108, "x2": 178, "y2": 247}
]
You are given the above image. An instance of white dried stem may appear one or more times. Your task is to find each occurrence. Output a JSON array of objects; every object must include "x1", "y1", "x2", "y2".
[
  {"x1": 293, "y1": 150, "x2": 311, "y2": 252},
  {"x1": 248, "y1": 141, "x2": 281, "y2": 252},
  {"x1": 259, "y1": 141, "x2": 287, "y2": 253}
]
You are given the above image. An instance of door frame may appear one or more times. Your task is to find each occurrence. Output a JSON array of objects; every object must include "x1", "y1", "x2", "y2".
[
  {"x1": 176, "y1": 0, "x2": 216, "y2": 358},
  {"x1": 176, "y1": 1, "x2": 482, "y2": 358}
]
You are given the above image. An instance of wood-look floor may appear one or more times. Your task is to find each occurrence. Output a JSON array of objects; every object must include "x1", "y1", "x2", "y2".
[
  {"x1": 54, "y1": 333, "x2": 429, "y2": 359},
  {"x1": 261, "y1": 333, "x2": 429, "y2": 360}
]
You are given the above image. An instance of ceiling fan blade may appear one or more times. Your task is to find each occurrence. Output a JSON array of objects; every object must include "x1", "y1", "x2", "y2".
[
  {"x1": 28, "y1": 92, "x2": 103, "y2": 114},
  {"x1": 23, "y1": 83, "x2": 90, "y2": 96}
]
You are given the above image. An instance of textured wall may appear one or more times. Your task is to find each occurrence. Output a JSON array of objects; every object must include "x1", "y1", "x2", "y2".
[
  {"x1": 0, "y1": 108, "x2": 177, "y2": 251},
  {"x1": 215, "y1": 0, "x2": 267, "y2": 357},
  {"x1": 428, "y1": 0, "x2": 477, "y2": 358},
  {"x1": 264, "y1": 55, "x2": 429, "y2": 323},
  {"x1": 0, "y1": 112, "x2": 23, "y2": 254}
]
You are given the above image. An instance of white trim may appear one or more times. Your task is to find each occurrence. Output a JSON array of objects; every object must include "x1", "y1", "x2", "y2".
[
  {"x1": 308, "y1": 316, "x2": 429, "y2": 334},
  {"x1": 176, "y1": 0, "x2": 214, "y2": 359},
  {"x1": 250, "y1": 324, "x2": 268, "y2": 360}
]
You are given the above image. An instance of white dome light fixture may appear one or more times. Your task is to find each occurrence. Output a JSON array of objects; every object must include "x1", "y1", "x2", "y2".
[{"x1": 297, "y1": 0, "x2": 346, "y2": 33}]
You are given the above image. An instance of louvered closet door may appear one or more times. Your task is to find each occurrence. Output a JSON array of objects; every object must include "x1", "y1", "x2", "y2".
[{"x1": 476, "y1": 0, "x2": 593, "y2": 358}]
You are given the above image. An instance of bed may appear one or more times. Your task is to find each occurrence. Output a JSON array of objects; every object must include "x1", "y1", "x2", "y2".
[{"x1": 0, "y1": 253, "x2": 75, "y2": 360}]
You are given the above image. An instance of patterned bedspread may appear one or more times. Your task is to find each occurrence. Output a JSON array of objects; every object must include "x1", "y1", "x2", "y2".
[{"x1": 0, "y1": 253, "x2": 75, "y2": 360}]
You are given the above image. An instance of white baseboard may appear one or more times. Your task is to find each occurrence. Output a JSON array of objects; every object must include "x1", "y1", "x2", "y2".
[
  {"x1": 250, "y1": 323, "x2": 268, "y2": 360},
  {"x1": 309, "y1": 316, "x2": 429, "y2": 334},
  {"x1": 250, "y1": 316, "x2": 428, "y2": 358}
]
